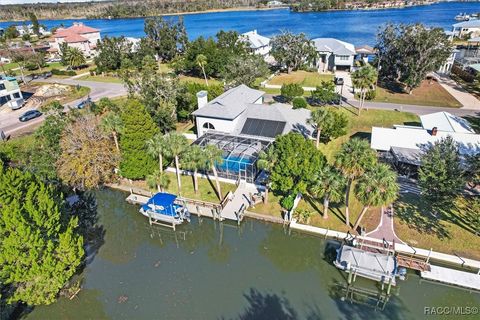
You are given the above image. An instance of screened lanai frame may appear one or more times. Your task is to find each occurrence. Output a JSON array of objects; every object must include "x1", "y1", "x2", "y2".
[{"x1": 193, "y1": 131, "x2": 273, "y2": 183}]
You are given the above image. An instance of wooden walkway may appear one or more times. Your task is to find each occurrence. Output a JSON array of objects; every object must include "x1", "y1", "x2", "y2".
[
  {"x1": 219, "y1": 182, "x2": 262, "y2": 223},
  {"x1": 421, "y1": 265, "x2": 480, "y2": 291}
]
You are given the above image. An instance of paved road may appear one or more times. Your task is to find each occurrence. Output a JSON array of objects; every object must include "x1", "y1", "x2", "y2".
[{"x1": 0, "y1": 78, "x2": 127, "y2": 137}]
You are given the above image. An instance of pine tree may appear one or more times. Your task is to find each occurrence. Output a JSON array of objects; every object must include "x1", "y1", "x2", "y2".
[
  {"x1": 119, "y1": 100, "x2": 159, "y2": 179},
  {"x1": 0, "y1": 166, "x2": 84, "y2": 305}
]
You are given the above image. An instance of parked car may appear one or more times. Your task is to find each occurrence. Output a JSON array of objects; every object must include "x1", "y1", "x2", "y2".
[
  {"x1": 77, "y1": 97, "x2": 92, "y2": 109},
  {"x1": 19, "y1": 110, "x2": 42, "y2": 122},
  {"x1": 334, "y1": 77, "x2": 344, "y2": 86},
  {"x1": 43, "y1": 72, "x2": 52, "y2": 78}
]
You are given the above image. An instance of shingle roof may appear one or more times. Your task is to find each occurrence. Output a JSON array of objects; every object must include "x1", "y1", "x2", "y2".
[
  {"x1": 453, "y1": 20, "x2": 480, "y2": 28},
  {"x1": 420, "y1": 112, "x2": 475, "y2": 134},
  {"x1": 312, "y1": 38, "x2": 356, "y2": 56},
  {"x1": 241, "y1": 30, "x2": 271, "y2": 49},
  {"x1": 192, "y1": 84, "x2": 265, "y2": 120},
  {"x1": 66, "y1": 23, "x2": 100, "y2": 34}
]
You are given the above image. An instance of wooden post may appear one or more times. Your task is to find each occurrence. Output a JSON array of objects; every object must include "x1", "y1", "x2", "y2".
[
  {"x1": 387, "y1": 277, "x2": 392, "y2": 295},
  {"x1": 426, "y1": 248, "x2": 432, "y2": 264},
  {"x1": 347, "y1": 271, "x2": 353, "y2": 284}
]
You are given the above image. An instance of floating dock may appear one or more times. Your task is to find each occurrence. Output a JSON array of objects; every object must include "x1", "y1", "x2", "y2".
[
  {"x1": 421, "y1": 265, "x2": 480, "y2": 291},
  {"x1": 334, "y1": 245, "x2": 397, "y2": 287}
]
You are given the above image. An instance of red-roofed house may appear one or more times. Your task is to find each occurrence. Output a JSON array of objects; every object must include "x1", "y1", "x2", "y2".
[{"x1": 48, "y1": 22, "x2": 101, "y2": 57}]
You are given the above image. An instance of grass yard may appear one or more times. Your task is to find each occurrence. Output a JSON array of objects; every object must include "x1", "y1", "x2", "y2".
[
  {"x1": 159, "y1": 63, "x2": 173, "y2": 74},
  {"x1": 374, "y1": 80, "x2": 462, "y2": 108},
  {"x1": 318, "y1": 106, "x2": 419, "y2": 162},
  {"x1": 77, "y1": 75, "x2": 123, "y2": 83},
  {"x1": 176, "y1": 121, "x2": 195, "y2": 134},
  {"x1": 178, "y1": 75, "x2": 221, "y2": 86},
  {"x1": 268, "y1": 71, "x2": 334, "y2": 87},
  {"x1": 450, "y1": 73, "x2": 480, "y2": 100},
  {"x1": 129, "y1": 172, "x2": 237, "y2": 204},
  {"x1": 394, "y1": 194, "x2": 480, "y2": 260}
]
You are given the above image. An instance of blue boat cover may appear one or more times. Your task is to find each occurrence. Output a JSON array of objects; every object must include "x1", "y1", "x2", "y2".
[{"x1": 141, "y1": 193, "x2": 178, "y2": 217}]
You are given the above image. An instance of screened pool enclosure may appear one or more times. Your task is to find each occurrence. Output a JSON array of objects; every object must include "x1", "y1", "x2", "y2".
[{"x1": 194, "y1": 132, "x2": 272, "y2": 183}]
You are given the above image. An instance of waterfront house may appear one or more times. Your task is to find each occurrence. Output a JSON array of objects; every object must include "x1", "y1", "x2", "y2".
[
  {"x1": 15, "y1": 24, "x2": 49, "y2": 37},
  {"x1": 311, "y1": 38, "x2": 356, "y2": 72},
  {"x1": 452, "y1": 20, "x2": 480, "y2": 38},
  {"x1": 0, "y1": 76, "x2": 24, "y2": 109},
  {"x1": 241, "y1": 30, "x2": 271, "y2": 56},
  {"x1": 370, "y1": 111, "x2": 480, "y2": 173},
  {"x1": 192, "y1": 85, "x2": 314, "y2": 182},
  {"x1": 47, "y1": 22, "x2": 101, "y2": 58}
]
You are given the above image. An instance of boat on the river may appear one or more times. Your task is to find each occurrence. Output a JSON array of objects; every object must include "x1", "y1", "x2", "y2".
[
  {"x1": 455, "y1": 13, "x2": 472, "y2": 21},
  {"x1": 139, "y1": 192, "x2": 190, "y2": 229}
]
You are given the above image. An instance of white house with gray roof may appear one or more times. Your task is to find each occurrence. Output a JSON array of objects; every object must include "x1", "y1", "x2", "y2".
[
  {"x1": 241, "y1": 30, "x2": 271, "y2": 56},
  {"x1": 452, "y1": 20, "x2": 480, "y2": 38},
  {"x1": 312, "y1": 38, "x2": 356, "y2": 72},
  {"x1": 192, "y1": 84, "x2": 314, "y2": 139}
]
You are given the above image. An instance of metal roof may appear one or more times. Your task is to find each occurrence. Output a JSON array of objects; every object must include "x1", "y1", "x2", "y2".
[
  {"x1": 420, "y1": 111, "x2": 475, "y2": 134},
  {"x1": 312, "y1": 38, "x2": 356, "y2": 56},
  {"x1": 371, "y1": 126, "x2": 480, "y2": 157},
  {"x1": 453, "y1": 20, "x2": 480, "y2": 28},
  {"x1": 241, "y1": 30, "x2": 271, "y2": 49}
]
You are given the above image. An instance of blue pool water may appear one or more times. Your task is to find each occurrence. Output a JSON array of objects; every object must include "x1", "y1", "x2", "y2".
[
  {"x1": 218, "y1": 155, "x2": 254, "y2": 174},
  {"x1": 1, "y1": 2, "x2": 479, "y2": 45}
]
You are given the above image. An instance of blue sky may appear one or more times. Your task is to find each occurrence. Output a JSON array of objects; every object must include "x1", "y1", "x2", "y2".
[{"x1": 1, "y1": 0, "x2": 107, "y2": 4}]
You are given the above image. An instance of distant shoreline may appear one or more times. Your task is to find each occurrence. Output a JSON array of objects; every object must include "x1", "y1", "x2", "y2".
[{"x1": 0, "y1": 6, "x2": 288, "y2": 23}]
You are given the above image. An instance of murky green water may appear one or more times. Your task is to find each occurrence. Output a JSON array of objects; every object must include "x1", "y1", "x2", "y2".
[{"x1": 25, "y1": 189, "x2": 479, "y2": 320}]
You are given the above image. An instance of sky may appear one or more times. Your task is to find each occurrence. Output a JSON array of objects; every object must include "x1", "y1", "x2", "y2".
[{"x1": 1, "y1": 0, "x2": 107, "y2": 4}]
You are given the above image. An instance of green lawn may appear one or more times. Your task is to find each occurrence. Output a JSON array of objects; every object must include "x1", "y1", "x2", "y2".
[
  {"x1": 178, "y1": 75, "x2": 221, "y2": 86},
  {"x1": 318, "y1": 106, "x2": 419, "y2": 162},
  {"x1": 394, "y1": 194, "x2": 480, "y2": 260},
  {"x1": 374, "y1": 80, "x2": 462, "y2": 108},
  {"x1": 77, "y1": 75, "x2": 123, "y2": 83},
  {"x1": 130, "y1": 172, "x2": 237, "y2": 204},
  {"x1": 268, "y1": 71, "x2": 334, "y2": 87}
]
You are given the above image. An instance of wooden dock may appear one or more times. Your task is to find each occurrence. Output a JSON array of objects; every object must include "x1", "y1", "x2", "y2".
[{"x1": 421, "y1": 265, "x2": 480, "y2": 291}]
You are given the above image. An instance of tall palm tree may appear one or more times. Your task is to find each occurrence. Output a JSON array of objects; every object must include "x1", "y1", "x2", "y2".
[
  {"x1": 311, "y1": 165, "x2": 346, "y2": 219},
  {"x1": 351, "y1": 65, "x2": 377, "y2": 115},
  {"x1": 335, "y1": 138, "x2": 377, "y2": 227},
  {"x1": 353, "y1": 163, "x2": 399, "y2": 231},
  {"x1": 308, "y1": 108, "x2": 332, "y2": 148},
  {"x1": 204, "y1": 144, "x2": 224, "y2": 200},
  {"x1": 101, "y1": 112, "x2": 123, "y2": 152},
  {"x1": 165, "y1": 132, "x2": 189, "y2": 194},
  {"x1": 196, "y1": 54, "x2": 208, "y2": 86},
  {"x1": 67, "y1": 47, "x2": 86, "y2": 69},
  {"x1": 257, "y1": 146, "x2": 277, "y2": 204},
  {"x1": 182, "y1": 145, "x2": 208, "y2": 194},
  {"x1": 146, "y1": 133, "x2": 169, "y2": 173},
  {"x1": 146, "y1": 170, "x2": 170, "y2": 192}
]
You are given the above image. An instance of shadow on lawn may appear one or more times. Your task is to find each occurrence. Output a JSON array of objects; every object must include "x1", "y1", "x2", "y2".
[{"x1": 462, "y1": 112, "x2": 480, "y2": 133}]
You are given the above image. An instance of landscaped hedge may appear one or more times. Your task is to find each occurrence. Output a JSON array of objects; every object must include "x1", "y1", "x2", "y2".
[
  {"x1": 452, "y1": 65, "x2": 475, "y2": 83},
  {"x1": 51, "y1": 68, "x2": 76, "y2": 76}
]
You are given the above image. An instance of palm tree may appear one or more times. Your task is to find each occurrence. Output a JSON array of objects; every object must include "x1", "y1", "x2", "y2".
[
  {"x1": 351, "y1": 65, "x2": 377, "y2": 115},
  {"x1": 308, "y1": 108, "x2": 332, "y2": 148},
  {"x1": 146, "y1": 133, "x2": 169, "y2": 173},
  {"x1": 256, "y1": 146, "x2": 277, "y2": 204},
  {"x1": 204, "y1": 144, "x2": 224, "y2": 200},
  {"x1": 353, "y1": 163, "x2": 399, "y2": 231},
  {"x1": 165, "y1": 132, "x2": 189, "y2": 194},
  {"x1": 182, "y1": 145, "x2": 208, "y2": 194},
  {"x1": 101, "y1": 112, "x2": 123, "y2": 152},
  {"x1": 311, "y1": 165, "x2": 346, "y2": 219},
  {"x1": 196, "y1": 54, "x2": 208, "y2": 86},
  {"x1": 146, "y1": 170, "x2": 170, "y2": 192},
  {"x1": 67, "y1": 47, "x2": 86, "y2": 69},
  {"x1": 335, "y1": 138, "x2": 377, "y2": 227}
]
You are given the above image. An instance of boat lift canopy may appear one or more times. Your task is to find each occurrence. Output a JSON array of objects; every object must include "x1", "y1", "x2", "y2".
[{"x1": 141, "y1": 192, "x2": 178, "y2": 217}]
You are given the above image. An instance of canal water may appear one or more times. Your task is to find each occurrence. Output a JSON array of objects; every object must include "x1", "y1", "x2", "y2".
[
  {"x1": 24, "y1": 189, "x2": 480, "y2": 319},
  {"x1": 1, "y1": 2, "x2": 480, "y2": 44}
]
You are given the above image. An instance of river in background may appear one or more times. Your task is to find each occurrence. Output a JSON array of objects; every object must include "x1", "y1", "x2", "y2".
[
  {"x1": 23, "y1": 189, "x2": 480, "y2": 319},
  {"x1": 1, "y1": 2, "x2": 480, "y2": 45}
]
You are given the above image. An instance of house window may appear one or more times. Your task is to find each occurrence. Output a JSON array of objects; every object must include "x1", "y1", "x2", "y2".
[
  {"x1": 0, "y1": 83, "x2": 5, "y2": 91},
  {"x1": 338, "y1": 55, "x2": 349, "y2": 61},
  {"x1": 203, "y1": 122, "x2": 215, "y2": 130},
  {"x1": 13, "y1": 92, "x2": 20, "y2": 99}
]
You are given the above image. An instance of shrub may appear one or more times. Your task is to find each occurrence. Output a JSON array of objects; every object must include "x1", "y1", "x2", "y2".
[
  {"x1": 280, "y1": 194, "x2": 295, "y2": 211},
  {"x1": 51, "y1": 68, "x2": 76, "y2": 76},
  {"x1": 292, "y1": 96, "x2": 307, "y2": 109},
  {"x1": 365, "y1": 89, "x2": 376, "y2": 100},
  {"x1": 281, "y1": 83, "x2": 304, "y2": 101}
]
